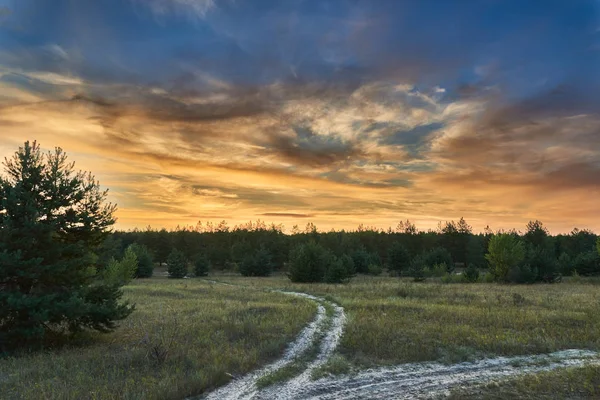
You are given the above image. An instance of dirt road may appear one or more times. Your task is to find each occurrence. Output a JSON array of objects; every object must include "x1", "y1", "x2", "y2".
[{"x1": 199, "y1": 283, "x2": 599, "y2": 399}]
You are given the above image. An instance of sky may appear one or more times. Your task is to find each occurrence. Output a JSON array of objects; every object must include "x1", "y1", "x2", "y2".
[{"x1": 0, "y1": 0, "x2": 599, "y2": 233}]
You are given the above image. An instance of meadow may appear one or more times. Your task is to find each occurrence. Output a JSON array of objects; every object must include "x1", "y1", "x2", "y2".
[
  {"x1": 214, "y1": 274, "x2": 600, "y2": 369},
  {"x1": 0, "y1": 277, "x2": 315, "y2": 400},
  {"x1": 2, "y1": 273, "x2": 600, "y2": 399}
]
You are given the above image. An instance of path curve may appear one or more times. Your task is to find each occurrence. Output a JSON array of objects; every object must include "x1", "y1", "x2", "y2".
[
  {"x1": 199, "y1": 281, "x2": 599, "y2": 399},
  {"x1": 200, "y1": 286, "x2": 346, "y2": 400},
  {"x1": 255, "y1": 293, "x2": 345, "y2": 400},
  {"x1": 292, "y1": 349, "x2": 599, "y2": 399}
]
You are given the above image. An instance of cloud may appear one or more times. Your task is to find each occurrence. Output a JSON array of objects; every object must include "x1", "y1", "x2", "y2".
[
  {"x1": 16, "y1": 70, "x2": 83, "y2": 86},
  {"x1": 267, "y1": 126, "x2": 364, "y2": 167},
  {"x1": 24, "y1": 77, "x2": 446, "y2": 176},
  {"x1": 261, "y1": 213, "x2": 313, "y2": 218},
  {"x1": 2, "y1": 68, "x2": 599, "y2": 232},
  {"x1": 1, "y1": 0, "x2": 599, "y2": 232},
  {"x1": 133, "y1": 0, "x2": 217, "y2": 19}
]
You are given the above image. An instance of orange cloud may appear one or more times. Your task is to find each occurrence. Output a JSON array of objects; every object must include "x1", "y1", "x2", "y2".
[{"x1": 0, "y1": 74, "x2": 599, "y2": 234}]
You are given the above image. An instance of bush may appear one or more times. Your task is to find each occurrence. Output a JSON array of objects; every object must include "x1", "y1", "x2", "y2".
[
  {"x1": 441, "y1": 272, "x2": 466, "y2": 284},
  {"x1": 463, "y1": 263, "x2": 480, "y2": 283},
  {"x1": 368, "y1": 252, "x2": 382, "y2": 269},
  {"x1": 424, "y1": 263, "x2": 448, "y2": 278},
  {"x1": 288, "y1": 242, "x2": 353, "y2": 284},
  {"x1": 288, "y1": 241, "x2": 331, "y2": 283},
  {"x1": 351, "y1": 247, "x2": 371, "y2": 274},
  {"x1": 167, "y1": 249, "x2": 188, "y2": 279},
  {"x1": 486, "y1": 234, "x2": 525, "y2": 282},
  {"x1": 558, "y1": 252, "x2": 573, "y2": 276},
  {"x1": 388, "y1": 242, "x2": 411, "y2": 276},
  {"x1": 408, "y1": 255, "x2": 426, "y2": 282},
  {"x1": 507, "y1": 264, "x2": 537, "y2": 284},
  {"x1": 339, "y1": 254, "x2": 356, "y2": 276},
  {"x1": 324, "y1": 255, "x2": 354, "y2": 283},
  {"x1": 524, "y1": 244, "x2": 560, "y2": 283},
  {"x1": 103, "y1": 247, "x2": 138, "y2": 286},
  {"x1": 97, "y1": 235, "x2": 124, "y2": 269},
  {"x1": 367, "y1": 263, "x2": 383, "y2": 276},
  {"x1": 466, "y1": 235, "x2": 486, "y2": 268},
  {"x1": 129, "y1": 243, "x2": 154, "y2": 278},
  {"x1": 194, "y1": 254, "x2": 210, "y2": 277},
  {"x1": 230, "y1": 241, "x2": 252, "y2": 264},
  {"x1": 408, "y1": 247, "x2": 453, "y2": 280},
  {"x1": 239, "y1": 246, "x2": 273, "y2": 277},
  {"x1": 572, "y1": 251, "x2": 600, "y2": 276},
  {"x1": 480, "y1": 271, "x2": 495, "y2": 283},
  {"x1": 425, "y1": 247, "x2": 454, "y2": 273}
]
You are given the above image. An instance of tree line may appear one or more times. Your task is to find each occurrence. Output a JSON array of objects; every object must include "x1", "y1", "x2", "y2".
[{"x1": 102, "y1": 218, "x2": 600, "y2": 284}]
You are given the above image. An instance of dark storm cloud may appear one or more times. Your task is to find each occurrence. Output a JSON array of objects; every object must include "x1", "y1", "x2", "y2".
[{"x1": 267, "y1": 125, "x2": 364, "y2": 167}]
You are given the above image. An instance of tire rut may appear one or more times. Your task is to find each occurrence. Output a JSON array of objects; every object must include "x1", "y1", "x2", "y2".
[
  {"x1": 254, "y1": 294, "x2": 345, "y2": 400},
  {"x1": 294, "y1": 349, "x2": 599, "y2": 399},
  {"x1": 200, "y1": 287, "x2": 345, "y2": 400},
  {"x1": 198, "y1": 281, "x2": 599, "y2": 399}
]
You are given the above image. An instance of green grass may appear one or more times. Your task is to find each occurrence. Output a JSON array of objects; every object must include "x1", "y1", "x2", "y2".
[
  {"x1": 311, "y1": 355, "x2": 353, "y2": 380},
  {"x1": 255, "y1": 363, "x2": 305, "y2": 389},
  {"x1": 215, "y1": 274, "x2": 600, "y2": 369},
  {"x1": 448, "y1": 364, "x2": 600, "y2": 399},
  {"x1": 0, "y1": 278, "x2": 315, "y2": 400},
  {"x1": 4, "y1": 273, "x2": 600, "y2": 398}
]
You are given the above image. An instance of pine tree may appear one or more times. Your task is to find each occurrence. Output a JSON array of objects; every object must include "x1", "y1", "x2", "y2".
[
  {"x1": 0, "y1": 141, "x2": 134, "y2": 349},
  {"x1": 129, "y1": 243, "x2": 154, "y2": 278},
  {"x1": 102, "y1": 247, "x2": 138, "y2": 286},
  {"x1": 466, "y1": 235, "x2": 486, "y2": 268},
  {"x1": 167, "y1": 249, "x2": 188, "y2": 278},
  {"x1": 288, "y1": 241, "x2": 330, "y2": 283},
  {"x1": 239, "y1": 246, "x2": 273, "y2": 277},
  {"x1": 350, "y1": 246, "x2": 371, "y2": 274},
  {"x1": 193, "y1": 253, "x2": 210, "y2": 277},
  {"x1": 324, "y1": 254, "x2": 355, "y2": 283},
  {"x1": 486, "y1": 234, "x2": 526, "y2": 282},
  {"x1": 388, "y1": 242, "x2": 411, "y2": 276}
]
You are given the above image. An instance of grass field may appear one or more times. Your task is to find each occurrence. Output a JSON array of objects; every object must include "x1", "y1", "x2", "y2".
[
  {"x1": 0, "y1": 278, "x2": 315, "y2": 400},
  {"x1": 215, "y1": 274, "x2": 600, "y2": 368},
  {"x1": 3, "y1": 273, "x2": 600, "y2": 399}
]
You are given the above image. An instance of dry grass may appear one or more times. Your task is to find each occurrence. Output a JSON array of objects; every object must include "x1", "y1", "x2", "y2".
[
  {"x1": 4, "y1": 273, "x2": 600, "y2": 398},
  {"x1": 215, "y1": 274, "x2": 600, "y2": 367},
  {"x1": 0, "y1": 277, "x2": 315, "y2": 400}
]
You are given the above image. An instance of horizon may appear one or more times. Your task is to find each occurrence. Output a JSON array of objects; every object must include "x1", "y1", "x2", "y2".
[
  {"x1": 115, "y1": 217, "x2": 595, "y2": 237},
  {"x1": 1, "y1": 0, "x2": 599, "y2": 234}
]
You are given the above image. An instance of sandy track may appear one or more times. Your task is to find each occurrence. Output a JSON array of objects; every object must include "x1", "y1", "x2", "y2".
[
  {"x1": 199, "y1": 282, "x2": 599, "y2": 399},
  {"x1": 201, "y1": 292, "x2": 328, "y2": 400},
  {"x1": 254, "y1": 294, "x2": 346, "y2": 400},
  {"x1": 293, "y1": 349, "x2": 599, "y2": 399},
  {"x1": 200, "y1": 288, "x2": 345, "y2": 400}
]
